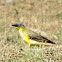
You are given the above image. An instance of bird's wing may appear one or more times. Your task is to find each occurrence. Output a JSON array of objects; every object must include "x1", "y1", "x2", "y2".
[{"x1": 24, "y1": 29, "x2": 55, "y2": 44}]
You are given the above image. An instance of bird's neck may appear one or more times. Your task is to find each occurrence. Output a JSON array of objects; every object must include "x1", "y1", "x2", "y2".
[
  {"x1": 19, "y1": 28, "x2": 25, "y2": 40},
  {"x1": 19, "y1": 27, "x2": 23, "y2": 32},
  {"x1": 19, "y1": 27, "x2": 25, "y2": 32}
]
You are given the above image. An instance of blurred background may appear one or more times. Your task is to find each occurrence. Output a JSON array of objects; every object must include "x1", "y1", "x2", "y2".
[{"x1": 0, "y1": 0, "x2": 62, "y2": 62}]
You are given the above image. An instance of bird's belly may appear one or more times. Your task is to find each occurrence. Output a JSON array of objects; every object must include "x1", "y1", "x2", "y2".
[
  {"x1": 30, "y1": 40, "x2": 40, "y2": 44},
  {"x1": 30, "y1": 39, "x2": 53, "y2": 46}
]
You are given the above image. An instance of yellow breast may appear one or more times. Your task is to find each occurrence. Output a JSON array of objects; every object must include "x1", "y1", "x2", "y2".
[
  {"x1": 19, "y1": 29, "x2": 31, "y2": 43},
  {"x1": 24, "y1": 33, "x2": 31, "y2": 43}
]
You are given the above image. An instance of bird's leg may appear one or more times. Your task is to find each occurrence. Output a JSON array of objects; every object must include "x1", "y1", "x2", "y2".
[{"x1": 29, "y1": 43, "x2": 31, "y2": 47}]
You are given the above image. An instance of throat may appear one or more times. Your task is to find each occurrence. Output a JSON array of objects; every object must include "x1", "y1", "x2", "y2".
[{"x1": 19, "y1": 30, "x2": 25, "y2": 40}]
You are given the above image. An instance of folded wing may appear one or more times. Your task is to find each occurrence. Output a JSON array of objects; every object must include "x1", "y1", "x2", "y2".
[
  {"x1": 29, "y1": 34, "x2": 55, "y2": 44},
  {"x1": 24, "y1": 29, "x2": 55, "y2": 44}
]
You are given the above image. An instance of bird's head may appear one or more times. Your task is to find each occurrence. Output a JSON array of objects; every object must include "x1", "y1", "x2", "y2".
[{"x1": 10, "y1": 22, "x2": 25, "y2": 30}]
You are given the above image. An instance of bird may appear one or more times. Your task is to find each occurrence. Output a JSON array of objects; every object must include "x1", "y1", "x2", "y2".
[{"x1": 9, "y1": 22, "x2": 55, "y2": 47}]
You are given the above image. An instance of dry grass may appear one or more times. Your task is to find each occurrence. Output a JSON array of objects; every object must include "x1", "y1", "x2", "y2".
[{"x1": 0, "y1": 0, "x2": 62, "y2": 62}]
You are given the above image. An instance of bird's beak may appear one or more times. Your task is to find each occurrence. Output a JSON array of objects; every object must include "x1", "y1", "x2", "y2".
[{"x1": 8, "y1": 26, "x2": 14, "y2": 28}]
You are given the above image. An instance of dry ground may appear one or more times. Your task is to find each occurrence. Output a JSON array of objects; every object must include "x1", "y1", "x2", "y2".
[{"x1": 0, "y1": 0, "x2": 62, "y2": 62}]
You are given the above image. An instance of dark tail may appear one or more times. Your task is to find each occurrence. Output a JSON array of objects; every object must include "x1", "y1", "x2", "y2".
[
  {"x1": 30, "y1": 35, "x2": 55, "y2": 44},
  {"x1": 39, "y1": 36, "x2": 55, "y2": 44}
]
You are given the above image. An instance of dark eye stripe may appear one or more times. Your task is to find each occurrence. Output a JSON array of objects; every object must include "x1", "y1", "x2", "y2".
[{"x1": 12, "y1": 24, "x2": 18, "y2": 27}]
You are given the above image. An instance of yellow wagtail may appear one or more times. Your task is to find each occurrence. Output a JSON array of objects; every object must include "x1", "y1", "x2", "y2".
[{"x1": 9, "y1": 22, "x2": 55, "y2": 47}]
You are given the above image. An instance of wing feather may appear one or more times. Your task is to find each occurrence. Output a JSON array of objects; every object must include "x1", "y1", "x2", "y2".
[{"x1": 24, "y1": 29, "x2": 55, "y2": 44}]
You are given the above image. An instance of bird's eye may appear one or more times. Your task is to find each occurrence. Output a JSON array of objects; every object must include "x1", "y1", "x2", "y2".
[{"x1": 15, "y1": 24, "x2": 18, "y2": 27}]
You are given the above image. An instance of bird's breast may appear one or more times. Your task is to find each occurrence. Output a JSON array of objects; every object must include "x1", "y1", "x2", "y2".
[
  {"x1": 19, "y1": 30, "x2": 31, "y2": 43},
  {"x1": 19, "y1": 30, "x2": 25, "y2": 40}
]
